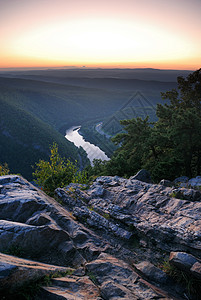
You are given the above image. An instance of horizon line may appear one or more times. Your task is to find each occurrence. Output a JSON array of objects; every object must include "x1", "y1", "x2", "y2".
[{"x1": 0, "y1": 66, "x2": 194, "y2": 72}]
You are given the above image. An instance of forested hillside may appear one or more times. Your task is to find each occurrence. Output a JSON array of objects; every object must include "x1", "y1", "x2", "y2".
[
  {"x1": 0, "y1": 68, "x2": 184, "y2": 180},
  {"x1": 0, "y1": 90, "x2": 83, "y2": 179}
]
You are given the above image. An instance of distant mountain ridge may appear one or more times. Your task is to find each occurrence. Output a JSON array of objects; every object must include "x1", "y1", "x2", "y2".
[{"x1": 0, "y1": 67, "x2": 192, "y2": 81}]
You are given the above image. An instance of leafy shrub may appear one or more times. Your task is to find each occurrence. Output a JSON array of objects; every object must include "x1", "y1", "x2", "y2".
[
  {"x1": 0, "y1": 163, "x2": 10, "y2": 175},
  {"x1": 33, "y1": 143, "x2": 87, "y2": 196}
]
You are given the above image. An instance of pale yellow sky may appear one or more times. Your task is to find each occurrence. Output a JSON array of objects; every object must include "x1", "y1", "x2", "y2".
[{"x1": 0, "y1": 0, "x2": 201, "y2": 69}]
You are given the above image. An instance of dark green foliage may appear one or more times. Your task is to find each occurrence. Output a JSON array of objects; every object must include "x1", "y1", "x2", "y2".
[
  {"x1": 3, "y1": 244, "x2": 25, "y2": 257},
  {"x1": 87, "y1": 69, "x2": 201, "y2": 181},
  {"x1": 102, "y1": 105, "x2": 157, "y2": 136},
  {"x1": 155, "y1": 68, "x2": 201, "y2": 178},
  {"x1": 112, "y1": 117, "x2": 152, "y2": 173},
  {"x1": 33, "y1": 143, "x2": 88, "y2": 196},
  {"x1": 87, "y1": 271, "x2": 98, "y2": 285},
  {"x1": 0, "y1": 163, "x2": 10, "y2": 175},
  {"x1": 0, "y1": 71, "x2": 176, "y2": 180},
  {"x1": 85, "y1": 159, "x2": 109, "y2": 179},
  {"x1": 88, "y1": 117, "x2": 153, "y2": 178},
  {"x1": 0, "y1": 88, "x2": 85, "y2": 180},
  {"x1": 0, "y1": 77, "x2": 133, "y2": 131}
]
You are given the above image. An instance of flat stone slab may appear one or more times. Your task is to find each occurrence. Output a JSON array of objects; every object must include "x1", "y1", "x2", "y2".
[
  {"x1": 0, "y1": 253, "x2": 69, "y2": 291},
  {"x1": 38, "y1": 276, "x2": 100, "y2": 300},
  {"x1": 134, "y1": 261, "x2": 169, "y2": 284}
]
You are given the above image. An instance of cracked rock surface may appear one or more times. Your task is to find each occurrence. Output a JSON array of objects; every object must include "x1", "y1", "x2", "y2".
[{"x1": 0, "y1": 174, "x2": 201, "y2": 299}]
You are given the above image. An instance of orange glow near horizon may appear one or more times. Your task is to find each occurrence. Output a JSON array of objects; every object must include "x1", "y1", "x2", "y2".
[{"x1": 0, "y1": 0, "x2": 201, "y2": 70}]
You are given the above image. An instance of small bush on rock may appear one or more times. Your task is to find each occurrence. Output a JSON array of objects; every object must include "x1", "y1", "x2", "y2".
[
  {"x1": 0, "y1": 163, "x2": 10, "y2": 176},
  {"x1": 33, "y1": 143, "x2": 87, "y2": 196}
]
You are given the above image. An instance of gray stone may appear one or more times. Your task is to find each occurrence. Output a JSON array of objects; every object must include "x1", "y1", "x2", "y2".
[
  {"x1": 73, "y1": 206, "x2": 133, "y2": 240},
  {"x1": 38, "y1": 278, "x2": 100, "y2": 299},
  {"x1": 0, "y1": 174, "x2": 201, "y2": 299},
  {"x1": 72, "y1": 230, "x2": 89, "y2": 244},
  {"x1": 55, "y1": 187, "x2": 86, "y2": 210},
  {"x1": 174, "y1": 176, "x2": 189, "y2": 186},
  {"x1": 95, "y1": 176, "x2": 114, "y2": 185},
  {"x1": 89, "y1": 185, "x2": 105, "y2": 198},
  {"x1": 0, "y1": 185, "x2": 3, "y2": 193},
  {"x1": 0, "y1": 253, "x2": 68, "y2": 291},
  {"x1": 86, "y1": 253, "x2": 166, "y2": 299},
  {"x1": 134, "y1": 261, "x2": 169, "y2": 284},
  {"x1": 169, "y1": 252, "x2": 198, "y2": 271},
  {"x1": 182, "y1": 188, "x2": 201, "y2": 201},
  {"x1": 0, "y1": 175, "x2": 20, "y2": 185},
  {"x1": 26, "y1": 212, "x2": 53, "y2": 225},
  {"x1": 170, "y1": 187, "x2": 201, "y2": 201},
  {"x1": 55, "y1": 174, "x2": 201, "y2": 260},
  {"x1": 100, "y1": 281, "x2": 137, "y2": 299},
  {"x1": 130, "y1": 169, "x2": 152, "y2": 183},
  {"x1": 0, "y1": 219, "x2": 80, "y2": 266},
  {"x1": 159, "y1": 179, "x2": 173, "y2": 187},
  {"x1": 188, "y1": 176, "x2": 201, "y2": 189},
  {"x1": 190, "y1": 262, "x2": 201, "y2": 279},
  {"x1": 0, "y1": 262, "x2": 17, "y2": 278},
  {"x1": 72, "y1": 267, "x2": 85, "y2": 276}
]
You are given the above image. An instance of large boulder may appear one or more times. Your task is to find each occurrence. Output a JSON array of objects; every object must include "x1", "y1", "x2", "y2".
[
  {"x1": 130, "y1": 169, "x2": 152, "y2": 183},
  {"x1": 169, "y1": 252, "x2": 198, "y2": 271},
  {"x1": 188, "y1": 176, "x2": 201, "y2": 189}
]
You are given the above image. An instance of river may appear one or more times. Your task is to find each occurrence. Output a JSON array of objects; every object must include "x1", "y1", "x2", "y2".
[{"x1": 65, "y1": 126, "x2": 110, "y2": 165}]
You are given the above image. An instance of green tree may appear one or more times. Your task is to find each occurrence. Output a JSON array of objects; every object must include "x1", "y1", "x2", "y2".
[
  {"x1": 157, "y1": 68, "x2": 201, "y2": 177},
  {"x1": 101, "y1": 69, "x2": 201, "y2": 181},
  {"x1": 110, "y1": 117, "x2": 152, "y2": 177},
  {"x1": 33, "y1": 143, "x2": 87, "y2": 196}
]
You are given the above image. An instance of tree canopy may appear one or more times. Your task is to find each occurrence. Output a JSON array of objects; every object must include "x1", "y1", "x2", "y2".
[{"x1": 90, "y1": 69, "x2": 201, "y2": 181}]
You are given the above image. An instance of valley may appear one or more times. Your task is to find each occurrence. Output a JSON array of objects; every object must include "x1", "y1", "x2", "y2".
[{"x1": 0, "y1": 68, "x2": 189, "y2": 180}]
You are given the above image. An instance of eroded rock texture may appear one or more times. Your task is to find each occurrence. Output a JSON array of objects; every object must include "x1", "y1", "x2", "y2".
[{"x1": 0, "y1": 174, "x2": 201, "y2": 299}]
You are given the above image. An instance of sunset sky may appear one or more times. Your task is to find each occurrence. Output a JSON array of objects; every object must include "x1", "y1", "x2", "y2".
[{"x1": 0, "y1": 0, "x2": 201, "y2": 70}]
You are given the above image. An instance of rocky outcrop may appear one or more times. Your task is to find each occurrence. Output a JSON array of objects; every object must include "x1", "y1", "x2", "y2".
[
  {"x1": 0, "y1": 174, "x2": 201, "y2": 299},
  {"x1": 56, "y1": 175, "x2": 201, "y2": 258}
]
